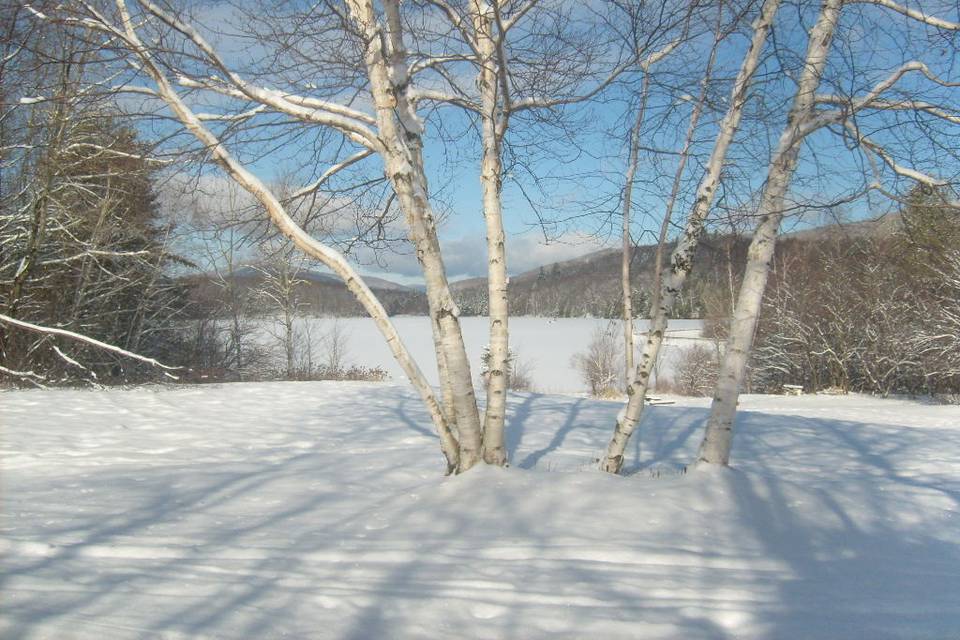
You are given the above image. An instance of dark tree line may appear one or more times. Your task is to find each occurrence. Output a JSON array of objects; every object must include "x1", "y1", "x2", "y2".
[
  {"x1": 1, "y1": 6, "x2": 188, "y2": 384},
  {"x1": 752, "y1": 189, "x2": 960, "y2": 398},
  {"x1": 451, "y1": 239, "x2": 743, "y2": 319}
]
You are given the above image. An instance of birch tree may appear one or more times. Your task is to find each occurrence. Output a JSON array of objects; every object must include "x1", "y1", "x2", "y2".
[
  {"x1": 601, "y1": 0, "x2": 783, "y2": 473},
  {"x1": 622, "y1": 3, "x2": 727, "y2": 386},
  {"x1": 412, "y1": 0, "x2": 669, "y2": 464},
  {"x1": 255, "y1": 239, "x2": 309, "y2": 379},
  {"x1": 698, "y1": 0, "x2": 960, "y2": 465},
  {"x1": 51, "y1": 0, "x2": 641, "y2": 470},
  {"x1": 45, "y1": 0, "x2": 477, "y2": 470}
]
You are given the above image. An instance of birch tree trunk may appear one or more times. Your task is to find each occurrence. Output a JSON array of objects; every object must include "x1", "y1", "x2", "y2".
[
  {"x1": 620, "y1": 74, "x2": 650, "y2": 386},
  {"x1": 648, "y1": 9, "x2": 722, "y2": 327},
  {"x1": 472, "y1": 0, "x2": 510, "y2": 466},
  {"x1": 431, "y1": 312, "x2": 457, "y2": 431},
  {"x1": 601, "y1": 0, "x2": 782, "y2": 473},
  {"x1": 698, "y1": 0, "x2": 843, "y2": 466},
  {"x1": 110, "y1": 2, "x2": 463, "y2": 472},
  {"x1": 349, "y1": 0, "x2": 483, "y2": 471}
]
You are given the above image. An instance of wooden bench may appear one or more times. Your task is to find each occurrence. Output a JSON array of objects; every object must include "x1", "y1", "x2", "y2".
[{"x1": 782, "y1": 384, "x2": 803, "y2": 396}]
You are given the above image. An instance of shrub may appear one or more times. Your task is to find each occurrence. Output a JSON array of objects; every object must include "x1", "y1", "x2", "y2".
[
  {"x1": 572, "y1": 325, "x2": 623, "y2": 397},
  {"x1": 508, "y1": 355, "x2": 536, "y2": 392},
  {"x1": 671, "y1": 344, "x2": 718, "y2": 396},
  {"x1": 480, "y1": 346, "x2": 537, "y2": 392},
  {"x1": 314, "y1": 365, "x2": 389, "y2": 382}
]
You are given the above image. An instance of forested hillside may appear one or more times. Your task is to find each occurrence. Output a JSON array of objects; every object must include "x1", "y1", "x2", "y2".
[
  {"x1": 185, "y1": 234, "x2": 751, "y2": 319},
  {"x1": 184, "y1": 216, "x2": 902, "y2": 321}
]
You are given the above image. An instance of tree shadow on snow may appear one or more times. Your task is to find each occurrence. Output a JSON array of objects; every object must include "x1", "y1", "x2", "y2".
[
  {"x1": 622, "y1": 404, "x2": 960, "y2": 639},
  {"x1": 5, "y1": 385, "x2": 960, "y2": 639},
  {"x1": 508, "y1": 393, "x2": 587, "y2": 470}
]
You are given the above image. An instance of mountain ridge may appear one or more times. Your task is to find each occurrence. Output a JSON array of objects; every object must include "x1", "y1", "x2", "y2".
[{"x1": 185, "y1": 215, "x2": 900, "y2": 318}]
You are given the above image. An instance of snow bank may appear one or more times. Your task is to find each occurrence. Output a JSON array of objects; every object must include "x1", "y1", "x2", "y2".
[{"x1": 2, "y1": 384, "x2": 959, "y2": 638}]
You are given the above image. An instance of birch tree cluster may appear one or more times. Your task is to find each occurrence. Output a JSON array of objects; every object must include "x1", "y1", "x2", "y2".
[{"x1": 7, "y1": 0, "x2": 959, "y2": 473}]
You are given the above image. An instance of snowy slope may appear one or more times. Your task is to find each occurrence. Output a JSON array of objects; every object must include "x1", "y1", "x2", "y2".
[{"x1": 2, "y1": 384, "x2": 959, "y2": 639}]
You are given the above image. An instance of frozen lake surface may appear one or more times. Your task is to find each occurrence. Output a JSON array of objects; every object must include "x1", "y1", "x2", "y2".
[{"x1": 257, "y1": 316, "x2": 706, "y2": 393}]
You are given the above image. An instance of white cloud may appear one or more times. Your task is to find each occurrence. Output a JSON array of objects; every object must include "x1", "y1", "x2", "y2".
[
  {"x1": 160, "y1": 172, "x2": 614, "y2": 285},
  {"x1": 355, "y1": 230, "x2": 613, "y2": 284}
]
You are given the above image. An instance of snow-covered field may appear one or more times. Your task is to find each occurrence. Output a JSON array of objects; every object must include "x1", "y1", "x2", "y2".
[
  {"x1": 257, "y1": 316, "x2": 706, "y2": 393},
  {"x1": 3, "y1": 383, "x2": 959, "y2": 639}
]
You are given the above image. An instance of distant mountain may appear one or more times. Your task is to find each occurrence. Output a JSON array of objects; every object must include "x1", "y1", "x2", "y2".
[
  {"x1": 448, "y1": 238, "x2": 744, "y2": 318},
  {"x1": 185, "y1": 216, "x2": 900, "y2": 319},
  {"x1": 233, "y1": 266, "x2": 414, "y2": 292},
  {"x1": 782, "y1": 212, "x2": 901, "y2": 242},
  {"x1": 446, "y1": 214, "x2": 904, "y2": 318},
  {"x1": 182, "y1": 268, "x2": 426, "y2": 317}
]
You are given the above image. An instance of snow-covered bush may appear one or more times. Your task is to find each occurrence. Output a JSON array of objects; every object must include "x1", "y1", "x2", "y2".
[
  {"x1": 508, "y1": 355, "x2": 536, "y2": 392},
  {"x1": 671, "y1": 344, "x2": 719, "y2": 396},
  {"x1": 752, "y1": 190, "x2": 960, "y2": 399},
  {"x1": 480, "y1": 346, "x2": 536, "y2": 392},
  {"x1": 571, "y1": 325, "x2": 623, "y2": 398}
]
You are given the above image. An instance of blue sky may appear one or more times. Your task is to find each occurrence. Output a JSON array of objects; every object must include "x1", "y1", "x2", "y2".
[{"x1": 145, "y1": 0, "x2": 959, "y2": 284}]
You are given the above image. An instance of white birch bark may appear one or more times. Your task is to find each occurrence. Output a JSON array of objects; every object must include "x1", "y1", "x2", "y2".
[
  {"x1": 698, "y1": 0, "x2": 843, "y2": 466},
  {"x1": 648, "y1": 10, "x2": 722, "y2": 328},
  {"x1": 108, "y1": 0, "x2": 462, "y2": 472},
  {"x1": 620, "y1": 74, "x2": 650, "y2": 386},
  {"x1": 431, "y1": 312, "x2": 458, "y2": 431},
  {"x1": 471, "y1": 0, "x2": 510, "y2": 466},
  {"x1": 348, "y1": 0, "x2": 484, "y2": 471},
  {"x1": 601, "y1": 0, "x2": 782, "y2": 473}
]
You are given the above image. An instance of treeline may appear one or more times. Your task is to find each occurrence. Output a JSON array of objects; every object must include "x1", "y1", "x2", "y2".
[
  {"x1": 183, "y1": 271, "x2": 428, "y2": 319},
  {"x1": 0, "y1": 13, "x2": 192, "y2": 384},
  {"x1": 0, "y1": 108, "x2": 194, "y2": 383},
  {"x1": 749, "y1": 189, "x2": 960, "y2": 398},
  {"x1": 451, "y1": 237, "x2": 749, "y2": 319},
  {"x1": 185, "y1": 239, "x2": 743, "y2": 320}
]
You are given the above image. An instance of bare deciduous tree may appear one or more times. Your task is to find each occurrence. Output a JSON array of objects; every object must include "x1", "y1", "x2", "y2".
[
  {"x1": 602, "y1": 0, "x2": 783, "y2": 473},
  {"x1": 698, "y1": 0, "x2": 960, "y2": 465},
  {"x1": 52, "y1": 0, "x2": 466, "y2": 470},
  {"x1": 1, "y1": 8, "x2": 185, "y2": 384}
]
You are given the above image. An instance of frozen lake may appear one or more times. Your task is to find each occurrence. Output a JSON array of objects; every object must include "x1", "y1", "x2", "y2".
[{"x1": 257, "y1": 316, "x2": 707, "y2": 394}]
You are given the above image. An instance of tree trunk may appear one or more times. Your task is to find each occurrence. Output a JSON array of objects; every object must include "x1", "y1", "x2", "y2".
[
  {"x1": 70, "y1": 178, "x2": 114, "y2": 321},
  {"x1": 620, "y1": 74, "x2": 650, "y2": 387},
  {"x1": 284, "y1": 285, "x2": 294, "y2": 378},
  {"x1": 349, "y1": 0, "x2": 483, "y2": 471},
  {"x1": 118, "y1": 12, "x2": 462, "y2": 473},
  {"x1": 698, "y1": 0, "x2": 842, "y2": 466},
  {"x1": 648, "y1": 17, "x2": 719, "y2": 324},
  {"x1": 601, "y1": 0, "x2": 782, "y2": 474},
  {"x1": 389, "y1": 164, "x2": 483, "y2": 471},
  {"x1": 431, "y1": 312, "x2": 457, "y2": 431},
  {"x1": 473, "y1": 0, "x2": 510, "y2": 466}
]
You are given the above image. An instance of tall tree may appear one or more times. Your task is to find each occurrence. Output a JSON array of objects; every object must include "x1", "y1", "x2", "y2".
[
  {"x1": 698, "y1": 0, "x2": 960, "y2": 465},
  {"x1": 601, "y1": 0, "x2": 783, "y2": 473},
  {"x1": 1, "y1": 9, "x2": 185, "y2": 382}
]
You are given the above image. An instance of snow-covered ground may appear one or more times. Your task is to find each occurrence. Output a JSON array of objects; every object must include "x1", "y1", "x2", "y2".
[
  {"x1": 3, "y1": 383, "x2": 959, "y2": 639},
  {"x1": 256, "y1": 316, "x2": 706, "y2": 393}
]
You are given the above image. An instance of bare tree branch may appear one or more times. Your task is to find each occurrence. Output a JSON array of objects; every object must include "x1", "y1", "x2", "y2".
[
  {"x1": 849, "y1": 0, "x2": 960, "y2": 31},
  {"x1": 0, "y1": 313, "x2": 180, "y2": 374}
]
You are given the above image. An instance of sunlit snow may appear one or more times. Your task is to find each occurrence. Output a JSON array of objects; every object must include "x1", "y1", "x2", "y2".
[{"x1": 3, "y1": 383, "x2": 959, "y2": 638}]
